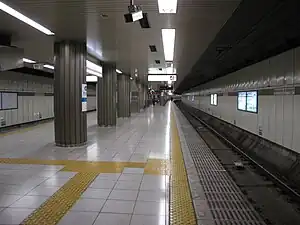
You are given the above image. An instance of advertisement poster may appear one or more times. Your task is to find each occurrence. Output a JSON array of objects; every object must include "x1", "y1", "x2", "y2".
[
  {"x1": 82, "y1": 84, "x2": 87, "y2": 112},
  {"x1": 246, "y1": 91, "x2": 257, "y2": 112},
  {"x1": 238, "y1": 92, "x2": 246, "y2": 110}
]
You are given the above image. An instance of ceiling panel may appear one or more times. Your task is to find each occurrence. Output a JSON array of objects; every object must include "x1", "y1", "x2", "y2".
[
  {"x1": 0, "y1": 0, "x2": 240, "y2": 84},
  {"x1": 176, "y1": 0, "x2": 300, "y2": 93}
]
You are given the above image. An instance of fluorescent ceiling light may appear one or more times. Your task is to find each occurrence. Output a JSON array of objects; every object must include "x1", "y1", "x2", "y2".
[
  {"x1": 162, "y1": 29, "x2": 175, "y2": 61},
  {"x1": 87, "y1": 68, "x2": 102, "y2": 77},
  {"x1": 116, "y1": 69, "x2": 122, "y2": 74},
  {"x1": 44, "y1": 64, "x2": 54, "y2": 70},
  {"x1": 86, "y1": 60, "x2": 102, "y2": 77},
  {"x1": 23, "y1": 58, "x2": 36, "y2": 63},
  {"x1": 86, "y1": 60, "x2": 102, "y2": 73},
  {"x1": 148, "y1": 75, "x2": 177, "y2": 82},
  {"x1": 158, "y1": 0, "x2": 177, "y2": 13},
  {"x1": 30, "y1": 59, "x2": 102, "y2": 77},
  {"x1": 0, "y1": 2, "x2": 54, "y2": 35},
  {"x1": 86, "y1": 75, "x2": 98, "y2": 82}
]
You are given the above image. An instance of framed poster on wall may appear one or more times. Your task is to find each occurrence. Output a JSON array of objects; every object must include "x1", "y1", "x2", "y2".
[{"x1": 1, "y1": 92, "x2": 18, "y2": 110}]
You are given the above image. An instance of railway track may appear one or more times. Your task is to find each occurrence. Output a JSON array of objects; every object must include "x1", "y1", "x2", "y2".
[{"x1": 176, "y1": 101, "x2": 300, "y2": 225}]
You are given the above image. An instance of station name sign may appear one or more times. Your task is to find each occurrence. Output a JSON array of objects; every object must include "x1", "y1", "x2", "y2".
[{"x1": 148, "y1": 75, "x2": 177, "y2": 82}]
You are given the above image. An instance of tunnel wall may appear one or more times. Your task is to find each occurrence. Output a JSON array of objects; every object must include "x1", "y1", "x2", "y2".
[
  {"x1": 179, "y1": 100, "x2": 300, "y2": 190},
  {"x1": 0, "y1": 71, "x2": 96, "y2": 128},
  {"x1": 183, "y1": 46, "x2": 300, "y2": 154}
]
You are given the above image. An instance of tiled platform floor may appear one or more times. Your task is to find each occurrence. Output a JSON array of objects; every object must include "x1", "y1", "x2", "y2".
[
  {"x1": 0, "y1": 104, "x2": 181, "y2": 225},
  {"x1": 0, "y1": 108, "x2": 170, "y2": 162},
  {"x1": 0, "y1": 168, "x2": 169, "y2": 225}
]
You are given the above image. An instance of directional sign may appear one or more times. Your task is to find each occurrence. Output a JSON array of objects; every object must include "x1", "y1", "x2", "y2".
[{"x1": 148, "y1": 75, "x2": 177, "y2": 82}]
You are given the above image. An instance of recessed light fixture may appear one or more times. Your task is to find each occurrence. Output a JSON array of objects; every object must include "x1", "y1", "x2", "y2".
[
  {"x1": 162, "y1": 29, "x2": 175, "y2": 61},
  {"x1": 158, "y1": 0, "x2": 178, "y2": 13},
  {"x1": 130, "y1": 77, "x2": 133, "y2": 80},
  {"x1": 116, "y1": 69, "x2": 122, "y2": 74},
  {"x1": 0, "y1": 1, "x2": 54, "y2": 35},
  {"x1": 149, "y1": 45, "x2": 157, "y2": 52},
  {"x1": 135, "y1": 73, "x2": 138, "y2": 77},
  {"x1": 44, "y1": 64, "x2": 54, "y2": 70},
  {"x1": 23, "y1": 58, "x2": 36, "y2": 63}
]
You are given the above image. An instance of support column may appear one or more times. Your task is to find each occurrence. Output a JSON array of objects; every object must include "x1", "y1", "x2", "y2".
[
  {"x1": 138, "y1": 83, "x2": 144, "y2": 110},
  {"x1": 54, "y1": 41, "x2": 87, "y2": 147},
  {"x1": 117, "y1": 74, "x2": 131, "y2": 117},
  {"x1": 97, "y1": 63, "x2": 117, "y2": 126},
  {"x1": 130, "y1": 79, "x2": 139, "y2": 113}
]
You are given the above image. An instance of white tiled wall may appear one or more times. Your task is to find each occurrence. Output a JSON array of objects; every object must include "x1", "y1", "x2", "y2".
[
  {"x1": 183, "y1": 46, "x2": 300, "y2": 154},
  {"x1": 0, "y1": 71, "x2": 96, "y2": 128}
]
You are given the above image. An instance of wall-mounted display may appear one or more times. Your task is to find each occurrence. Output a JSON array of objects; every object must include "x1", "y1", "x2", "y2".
[
  {"x1": 238, "y1": 91, "x2": 257, "y2": 113},
  {"x1": 210, "y1": 94, "x2": 217, "y2": 106},
  {"x1": 237, "y1": 92, "x2": 246, "y2": 110},
  {"x1": 246, "y1": 91, "x2": 257, "y2": 112},
  {"x1": 0, "y1": 92, "x2": 18, "y2": 110}
]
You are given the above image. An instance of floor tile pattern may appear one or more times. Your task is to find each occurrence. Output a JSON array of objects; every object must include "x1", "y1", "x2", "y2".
[{"x1": 0, "y1": 104, "x2": 198, "y2": 225}]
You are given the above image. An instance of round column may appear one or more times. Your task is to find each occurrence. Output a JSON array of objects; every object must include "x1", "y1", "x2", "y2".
[{"x1": 54, "y1": 41, "x2": 87, "y2": 147}]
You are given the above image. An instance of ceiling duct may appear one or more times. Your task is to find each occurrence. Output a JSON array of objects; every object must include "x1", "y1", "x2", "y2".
[{"x1": 0, "y1": 34, "x2": 24, "y2": 71}]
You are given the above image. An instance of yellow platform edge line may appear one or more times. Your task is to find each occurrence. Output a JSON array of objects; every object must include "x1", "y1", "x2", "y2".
[
  {"x1": 21, "y1": 172, "x2": 98, "y2": 225},
  {"x1": 170, "y1": 110, "x2": 197, "y2": 225}
]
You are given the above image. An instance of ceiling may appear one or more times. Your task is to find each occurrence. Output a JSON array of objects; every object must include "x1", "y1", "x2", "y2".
[
  {"x1": 0, "y1": 0, "x2": 240, "y2": 84},
  {"x1": 176, "y1": 0, "x2": 300, "y2": 93}
]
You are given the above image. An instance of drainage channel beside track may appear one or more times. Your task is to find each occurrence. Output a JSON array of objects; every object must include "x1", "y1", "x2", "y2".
[{"x1": 175, "y1": 101, "x2": 300, "y2": 225}]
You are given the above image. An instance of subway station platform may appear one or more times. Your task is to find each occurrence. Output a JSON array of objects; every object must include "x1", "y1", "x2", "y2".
[
  {"x1": 0, "y1": 102, "x2": 263, "y2": 225},
  {"x1": 0, "y1": 103, "x2": 194, "y2": 225}
]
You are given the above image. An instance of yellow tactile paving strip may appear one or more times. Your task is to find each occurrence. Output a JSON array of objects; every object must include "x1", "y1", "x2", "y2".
[
  {"x1": 0, "y1": 158, "x2": 146, "y2": 173},
  {"x1": 0, "y1": 108, "x2": 196, "y2": 225},
  {"x1": 0, "y1": 157, "x2": 171, "y2": 174},
  {"x1": 144, "y1": 159, "x2": 170, "y2": 175},
  {"x1": 22, "y1": 172, "x2": 98, "y2": 225},
  {"x1": 170, "y1": 112, "x2": 197, "y2": 225}
]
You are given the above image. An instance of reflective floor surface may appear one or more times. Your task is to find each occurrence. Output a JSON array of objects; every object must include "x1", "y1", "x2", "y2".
[{"x1": 0, "y1": 104, "x2": 179, "y2": 225}]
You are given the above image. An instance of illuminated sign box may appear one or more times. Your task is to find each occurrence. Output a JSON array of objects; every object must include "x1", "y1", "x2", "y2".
[
  {"x1": 86, "y1": 76, "x2": 98, "y2": 82},
  {"x1": 237, "y1": 91, "x2": 258, "y2": 113},
  {"x1": 148, "y1": 75, "x2": 177, "y2": 82}
]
